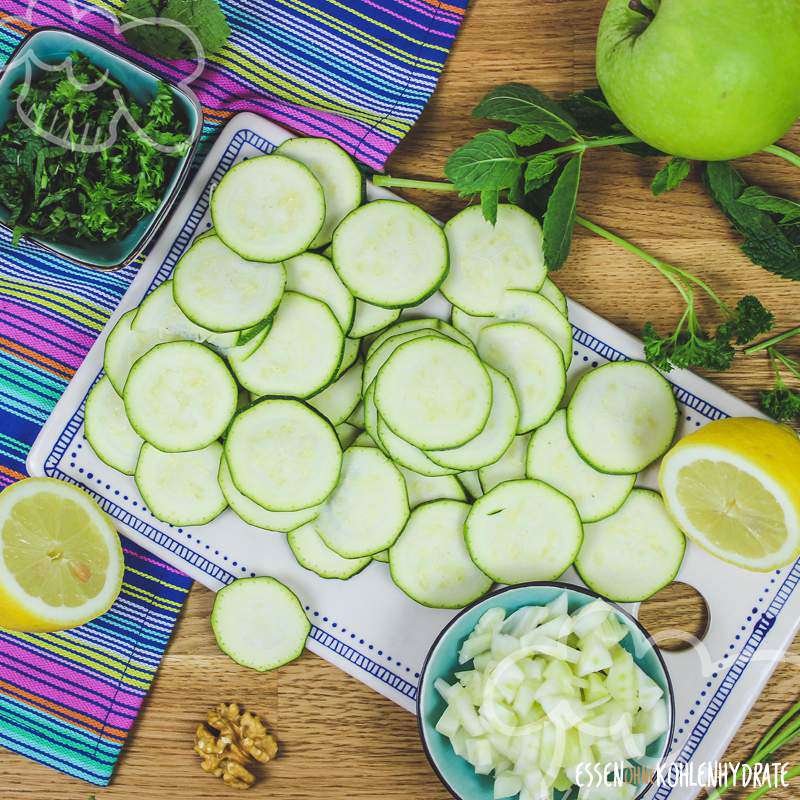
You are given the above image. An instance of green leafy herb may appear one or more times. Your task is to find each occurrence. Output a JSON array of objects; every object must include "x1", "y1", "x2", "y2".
[
  {"x1": 480, "y1": 189, "x2": 499, "y2": 225},
  {"x1": 0, "y1": 52, "x2": 188, "y2": 245},
  {"x1": 509, "y1": 125, "x2": 546, "y2": 146},
  {"x1": 737, "y1": 186, "x2": 800, "y2": 224},
  {"x1": 703, "y1": 161, "x2": 800, "y2": 281},
  {"x1": 761, "y1": 383, "x2": 800, "y2": 422},
  {"x1": 524, "y1": 153, "x2": 558, "y2": 192},
  {"x1": 542, "y1": 154, "x2": 582, "y2": 270},
  {"x1": 472, "y1": 83, "x2": 579, "y2": 142},
  {"x1": 651, "y1": 156, "x2": 691, "y2": 196},
  {"x1": 120, "y1": 0, "x2": 231, "y2": 60}
]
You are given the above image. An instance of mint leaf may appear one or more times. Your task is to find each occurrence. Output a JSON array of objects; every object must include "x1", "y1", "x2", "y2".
[
  {"x1": 120, "y1": 0, "x2": 231, "y2": 60},
  {"x1": 472, "y1": 83, "x2": 579, "y2": 142},
  {"x1": 509, "y1": 125, "x2": 546, "y2": 146},
  {"x1": 542, "y1": 153, "x2": 582, "y2": 270},
  {"x1": 703, "y1": 162, "x2": 800, "y2": 281},
  {"x1": 524, "y1": 154, "x2": 558, "y2": 192},
  {"x1": 444, "y1": 130, "x2": 522, "y2": 195},
  {"x1": 481, "y1": 190, "x2": 499, "y2": 225},
  {"x1": 651, "y1": 157, "x2": 691, "y2": 196},
  {"x1": 738, "y1": 186, "x2": 800, "y2": 224}
]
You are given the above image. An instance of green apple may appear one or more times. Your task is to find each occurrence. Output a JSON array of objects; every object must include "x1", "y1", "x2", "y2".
[{"x1": 596, "y1": 0, "x2": 800, "y2": 160}]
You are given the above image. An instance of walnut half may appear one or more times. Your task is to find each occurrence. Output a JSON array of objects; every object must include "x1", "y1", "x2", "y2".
[{"x1": 193, "y1": 703, "x2": 278, "y2": 789}]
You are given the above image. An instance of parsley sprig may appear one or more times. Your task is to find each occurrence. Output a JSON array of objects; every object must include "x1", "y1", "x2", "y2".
[{"x1": 744, "y1": 327, "x2": 800, "y2": 422}]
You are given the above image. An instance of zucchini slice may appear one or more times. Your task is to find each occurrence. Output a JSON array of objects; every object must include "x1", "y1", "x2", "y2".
[
  {"x1": 314, "y1": 446, "x2": 409, "y2": 558},
  {"x1": 567, "y1": 361, "x2": 679, "y2": 474},
  {"x1": 104, "y1": 308, "x2": 167, "y2": 395},
  {"x1": 349, "y1": 300, "x2": 400, "y2": 338},
  {"x1": 218, "y1": 457, "x2": 320, "y2": 532},
  {"x1": 285, "y1": 252, "x2": 355, "y2": 333},
  {"x1": 135, "y1": 442, "x2": 227, "y2": 526},
  {"x1": 84, "y1": 376, "x2": 143, "y2": 475},
  {"x1": 332, "y1": 200, "x2": 448, "y2": 308},
  {"x1": 465, "y1": 479, "x2": 583, "y2": 584},
  {"x1": 211, "y1": 576, "x2": 310, "y2": 671},
  {"x1": 211, "y1": 154, "x2": 325, "y2": 261},
  {"x1": 230, "y1": 292, "x2": 344, "y2": 399},
  {"x1": 172, "y1": 234, "x2": 285, "y2": 332},
  {"x1": 398, "y1": 466, "x2": 467, "y2": 508},
  {"x1": 375, "y1": 336, "x2": 493, "y2": 450},
  {"x1": 376, "y1": 416, "x2": 459, "y2": 477},
  {"x1": 225, "y1": 399, "x2": 342, "y2": 512},
  {"x1": 526, "y1": 410, "x2": 635, "y2": 523},
  {"x1": 362, "y1": 327, "x2": 444, "y2": 394},
  {"x1": 390, "y1": 500, "x2": 493, "y2": 608},
  {"x1": 478, "y1": 322, "x2": 565, "y2": 434},
  {"x1": 540, "y1": 277, "x2": 568, "y2": 316},
  {"x1": 477, "y1": 433, "x2": 530, "y2": 493},
  {"x1": 275, "y1": 137, "x2": 363, "y2": 248},
  {"x1": 288, "y1": 522, "x2": 371, "y2": 580},
  {"x1": 309, "y1": 359, "x2": 363, "y2": 426},
  {"x1": 426, "y1": 366, "x2": 519, "y2": 471},
  {"x1": 441, "y1": 204, "x2": 546, "y2": 315},
  {"x1": 124, "y1": 341, "x2": 238, "y2": 452},
  {"x1": 367, "y1": 317, "x2": 474, "y2": 359},
  {"x1": 575, "y1": 489, "x2": 686, "y2": 602}
]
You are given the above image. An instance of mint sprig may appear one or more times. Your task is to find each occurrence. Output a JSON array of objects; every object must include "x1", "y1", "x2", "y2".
[
  {"x1": 651, "y1": 156, "x2": 691, "y2": 196},
  {"x1": 543, "y1": 154, "x2": 582, "y2": 270}
]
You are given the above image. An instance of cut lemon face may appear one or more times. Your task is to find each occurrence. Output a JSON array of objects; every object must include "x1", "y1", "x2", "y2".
[
  {"x1": 0, "y1": 478, "x2": 123, "y2": 632},
  {"x1": 660, "y1": 418, "x2": 800, "y2": 571}
]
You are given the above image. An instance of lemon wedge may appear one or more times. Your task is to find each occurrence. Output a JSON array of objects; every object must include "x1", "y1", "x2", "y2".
[
  {"x1": 659, "y1": 418, "x2": 800, "y2": 571},
  {"x1": 0, "y1": 478, "x2": 123, "y2": 632}
]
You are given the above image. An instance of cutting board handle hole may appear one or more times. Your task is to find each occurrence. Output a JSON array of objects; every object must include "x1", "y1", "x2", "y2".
[{"x1": 637, "y1": 581, "x2": 710, "y2": 652}]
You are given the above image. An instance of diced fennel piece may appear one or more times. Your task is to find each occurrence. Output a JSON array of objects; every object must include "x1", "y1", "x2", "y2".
[
  {"x1": 606, "y1": 648, "x2": 638, "y2": 712},
  {"x1": 525, "y1": 613, "x2": 573, "y2": 642},
  {"x1": 513, "y1": 682, "x2": 538, "y2": 719},
  {"x1": 492, "y1": 633, "x2": 523, "y2": 660},
  {"x1": 545, "y1": 593, "x2": 568, "y2": 620},
  {"x1": 460, "y1": 632, "x2": 493, "y2": 664},
  {"x1": 436, "y1": 705, "x2": 461, "y2": 738},
  {"x1": 434, "y1": 677, "x2": 456, "y2": 702},
  {"x1": 494, "y1": 772, "x2": 523, "y2": 799},
  {"x1": 584, "y1": 672, "x2": 611, "y2": 704},
  {"x1": 636, "y1": 664, "x2": 664, "y2": 711},
  {"x1": 476, "y1": 606, "x2": 507, "y2": 634},
  {"x1": 450, "y1": 729, "x2": 469, "y2": 758},
  {"x1": 571, "y1": 599, "x2": 612, "y2": 638},
  {"x1": 466, "y1": 736, "x2": 495, "y2": 774},
  {"x1": 622, "y1": 730, "x2": 647, "y2": 760},
  {"x1": 575, "y1": 634, "x2": 614, "y2": 677},
  {"x1": 474, "y1": 652, "x2": 497, "y2": 672},
  {"x1": 635, "y1": 699, "x2": 669, "y2": 745},
  {"x1": 502, "y1": 605, "x2": 548, "y2": 636}
]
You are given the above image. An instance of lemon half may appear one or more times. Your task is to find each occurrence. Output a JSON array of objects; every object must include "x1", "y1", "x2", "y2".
[
  {"x1": 659, "y1": 418, "x2": 800, "y2": 571},
  {"x1": 0, "y1": 478, "x2": 124, "y2": 632}
]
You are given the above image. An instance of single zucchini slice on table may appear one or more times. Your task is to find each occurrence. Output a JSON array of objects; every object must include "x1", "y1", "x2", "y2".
[
  {"x1": 172, "y1": 234, "x2": 285, "y2": 333},
  {"x1": 135, "y1": 442, "x2": 227, "y2": 526},
  {"x1": 211, "y1": 154, "x2": 325, "y2": 261},
  {"x1": 284, "y1": 252, "x2": 355, "y2": 333},
  {"x1": 332, "y1": 200, "x2": 448, "y2": 308},
  {"x1": 104, "y1": 308, "x2": 165, "y2": 395},
  {"x1": 465, "y1": 479, "x2": 583, "y2": 584},
  {"x1": 225, "y1": 398, "x2": 342, "y2": 512},
  {"x1": 314, "y1": 446, "x2": 409, "y2": 558},
  {"x1": 575, "y1": 489, "x2": 686, "y2": 602},
  {"x1": 567, "y1": 360, "x2": 679, "y2": 474},
  {"x1": 124, "y1": 340, "x2": 238, "y2": 452},
  {"x1": 539, "y1": 276, "x2": 568, "y2": 316},
  {"x1": 212, "y1": 576, "x2": 310, "y2": 671},
  {"x1": 288, "y1": 522, "x2": 372, "y2": 580},
  {"x1": 348, "y1": 300, "x2": 400, "y2": 338},
  {"x1": 390, "y1": 500, "x2": 493, "y2": 608},
  {"x1": 84, "y1": 376, "x2": 143, "y2": 474}
]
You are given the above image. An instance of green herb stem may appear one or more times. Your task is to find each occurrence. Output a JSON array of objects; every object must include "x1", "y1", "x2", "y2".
[
  {"x1": 371, "y1": 175, "x2": 459, "y2": 192},
  {"x1": 744, "y1": 326, "x2": 800, "y2": 355},
  {"x1": 763, "y1": 144, "x2": 800, "y2": 171},
  {"x1": 545, "y1": 133, "x2": 642, "y2": 157},
  {"x1": 773, "y1": 349, "x2": 800, "y2": 381}
]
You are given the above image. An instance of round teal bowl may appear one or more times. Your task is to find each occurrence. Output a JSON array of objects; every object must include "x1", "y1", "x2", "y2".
[{"x1": 417, "y1": 582, "x2": 675, "y2": 800}]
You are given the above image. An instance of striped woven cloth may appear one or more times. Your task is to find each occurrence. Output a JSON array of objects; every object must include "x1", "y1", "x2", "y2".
[{"x1": 0, "y1": 0, "x2": 465, "y2": 785}]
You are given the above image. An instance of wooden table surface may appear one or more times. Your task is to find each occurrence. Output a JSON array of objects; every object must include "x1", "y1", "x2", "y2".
[{"x1": 3, "y1": 0, "x2": 800, "y2": 797}]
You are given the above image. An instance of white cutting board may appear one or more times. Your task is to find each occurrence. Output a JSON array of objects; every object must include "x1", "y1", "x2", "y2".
[{"x1": 28, "y1": 113, "x2": 800, "y2": 799}]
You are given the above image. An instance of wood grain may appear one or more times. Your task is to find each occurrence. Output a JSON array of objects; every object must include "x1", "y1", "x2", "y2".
[{"x1": 2, "y1": 0, "x2": 799, "y2": 797}]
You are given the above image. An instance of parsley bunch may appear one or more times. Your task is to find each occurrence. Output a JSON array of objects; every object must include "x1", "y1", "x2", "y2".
[
  {"x1": 743, "y1": 327, "x2": 800, "y2": 422},
  {"x1": 0, "y1": 52, "x2": 189, "y2": 246}
]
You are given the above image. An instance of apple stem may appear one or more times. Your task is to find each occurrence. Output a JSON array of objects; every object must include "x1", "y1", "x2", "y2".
[{"x1": 628, "y1": 0, "x2": 654, "y2": 20}]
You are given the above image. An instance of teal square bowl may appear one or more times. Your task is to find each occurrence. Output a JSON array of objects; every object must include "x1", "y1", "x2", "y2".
[
  {"x1": 0, "y1": 27, "x2": 202, "y2": 270},
  {"x1": 417, "y1": 582, "x2": 675, "y2": 800}
]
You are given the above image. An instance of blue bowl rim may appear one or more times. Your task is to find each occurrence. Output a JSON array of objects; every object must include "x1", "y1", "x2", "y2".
[
  {"x1": 416, "y1": 580, "x2": 677, "y2": 800},
  {"x1": 0, "y1": 25, "x2": 203, "y2": 272}
]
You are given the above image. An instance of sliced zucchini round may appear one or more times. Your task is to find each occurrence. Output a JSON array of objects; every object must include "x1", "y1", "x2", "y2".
[
  {"x1": 377, "y1": 416, "x2": 459, "y2": 477},
  {"x1": 275, "y1": 136, "x2": 363, "y2": 249},
  {"x1": 135, "y1": 442, "x2": 227, "y2": 526},
  {"x1": 225, "y1": 399, "x2": 342, "y2": 512},
  {"x1": 218, "y1": 457, "x2": 319, "y2": 532},
  {"x1": 211, "y1": 154, "x2": 325, "y2": 261},
  {"x1": 375, "y1": 336, "x2": 493, "y2": 450},
  {"x1": 314, "y1": 446, "x2": 409, "y2": 558},
  {"x1": 124, "y1": 341, "x2": 238, "y2": 452},
  {"x1": 284, "y1": 252, "x2": 355, "y2": 333},
  {"x1": 426, "y1": 366, "x2": 519, "y2": 472},
  {"x1": 567, "y1": 360, "x2": 679, "y2": 474},
  {"x1": 288, "y1": 522, "x2": 371, "y2": 580},
  {"x1": 104, "y1": 308, "x2": 166, "y2": 395},
  {"x1": 477, "y1": 433, "x2": 530, "y2": 493},
  {"x1": 575, "y1": 489, "x2": 686, "y2": 602},
  {"x1": 84, "y1": 376, "x2": 143, "y2": 475},
  {"x1": 230, "y1": 292, "x2": 344, "y2": 399},
  {"x1": 367, "y1": 317, "x2": 474, "y2": 359},
  {"x1": 172, "y1": 234, "x2": 285, "y2": 332},
  {"x1": 478, "y1": 322, "x2": 565, "y2": 434},
  {"x1": 539, "y1": 277, "x2": 568, "y2": 316},
  {"x1": 348, "y1": 300, "x2": 400, "y2": 338},
  {"x1": 526, "y1": 410, "x2": 635, "y2": 523},
  {"x1": 362, "y1": 327, "x2": 444, "y2": 394},
  {"x1": 309, "y1": 358, "x2": 363, "y2": 426},
  {"x1": 441, "y1": 204, "x2": 546, "y2": 315},
  {"x1": 332, "y1": 200, "x2": 448, "y2": 308},
  {"x1": 498, "y1": 290, "x2": 573, "y2": 366},
  {"x1": 211, "y1": 576, "x2": 310, "y2": 671},
  {"x1": 389, "y1": 500, "x2": 493, "y2": 609},
  {"x1": 465, "y1": 479, "x2": 583, "y2": 584},
  {"x1": 398, "y1": 466, "x2": 466, "y2": 508}
]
